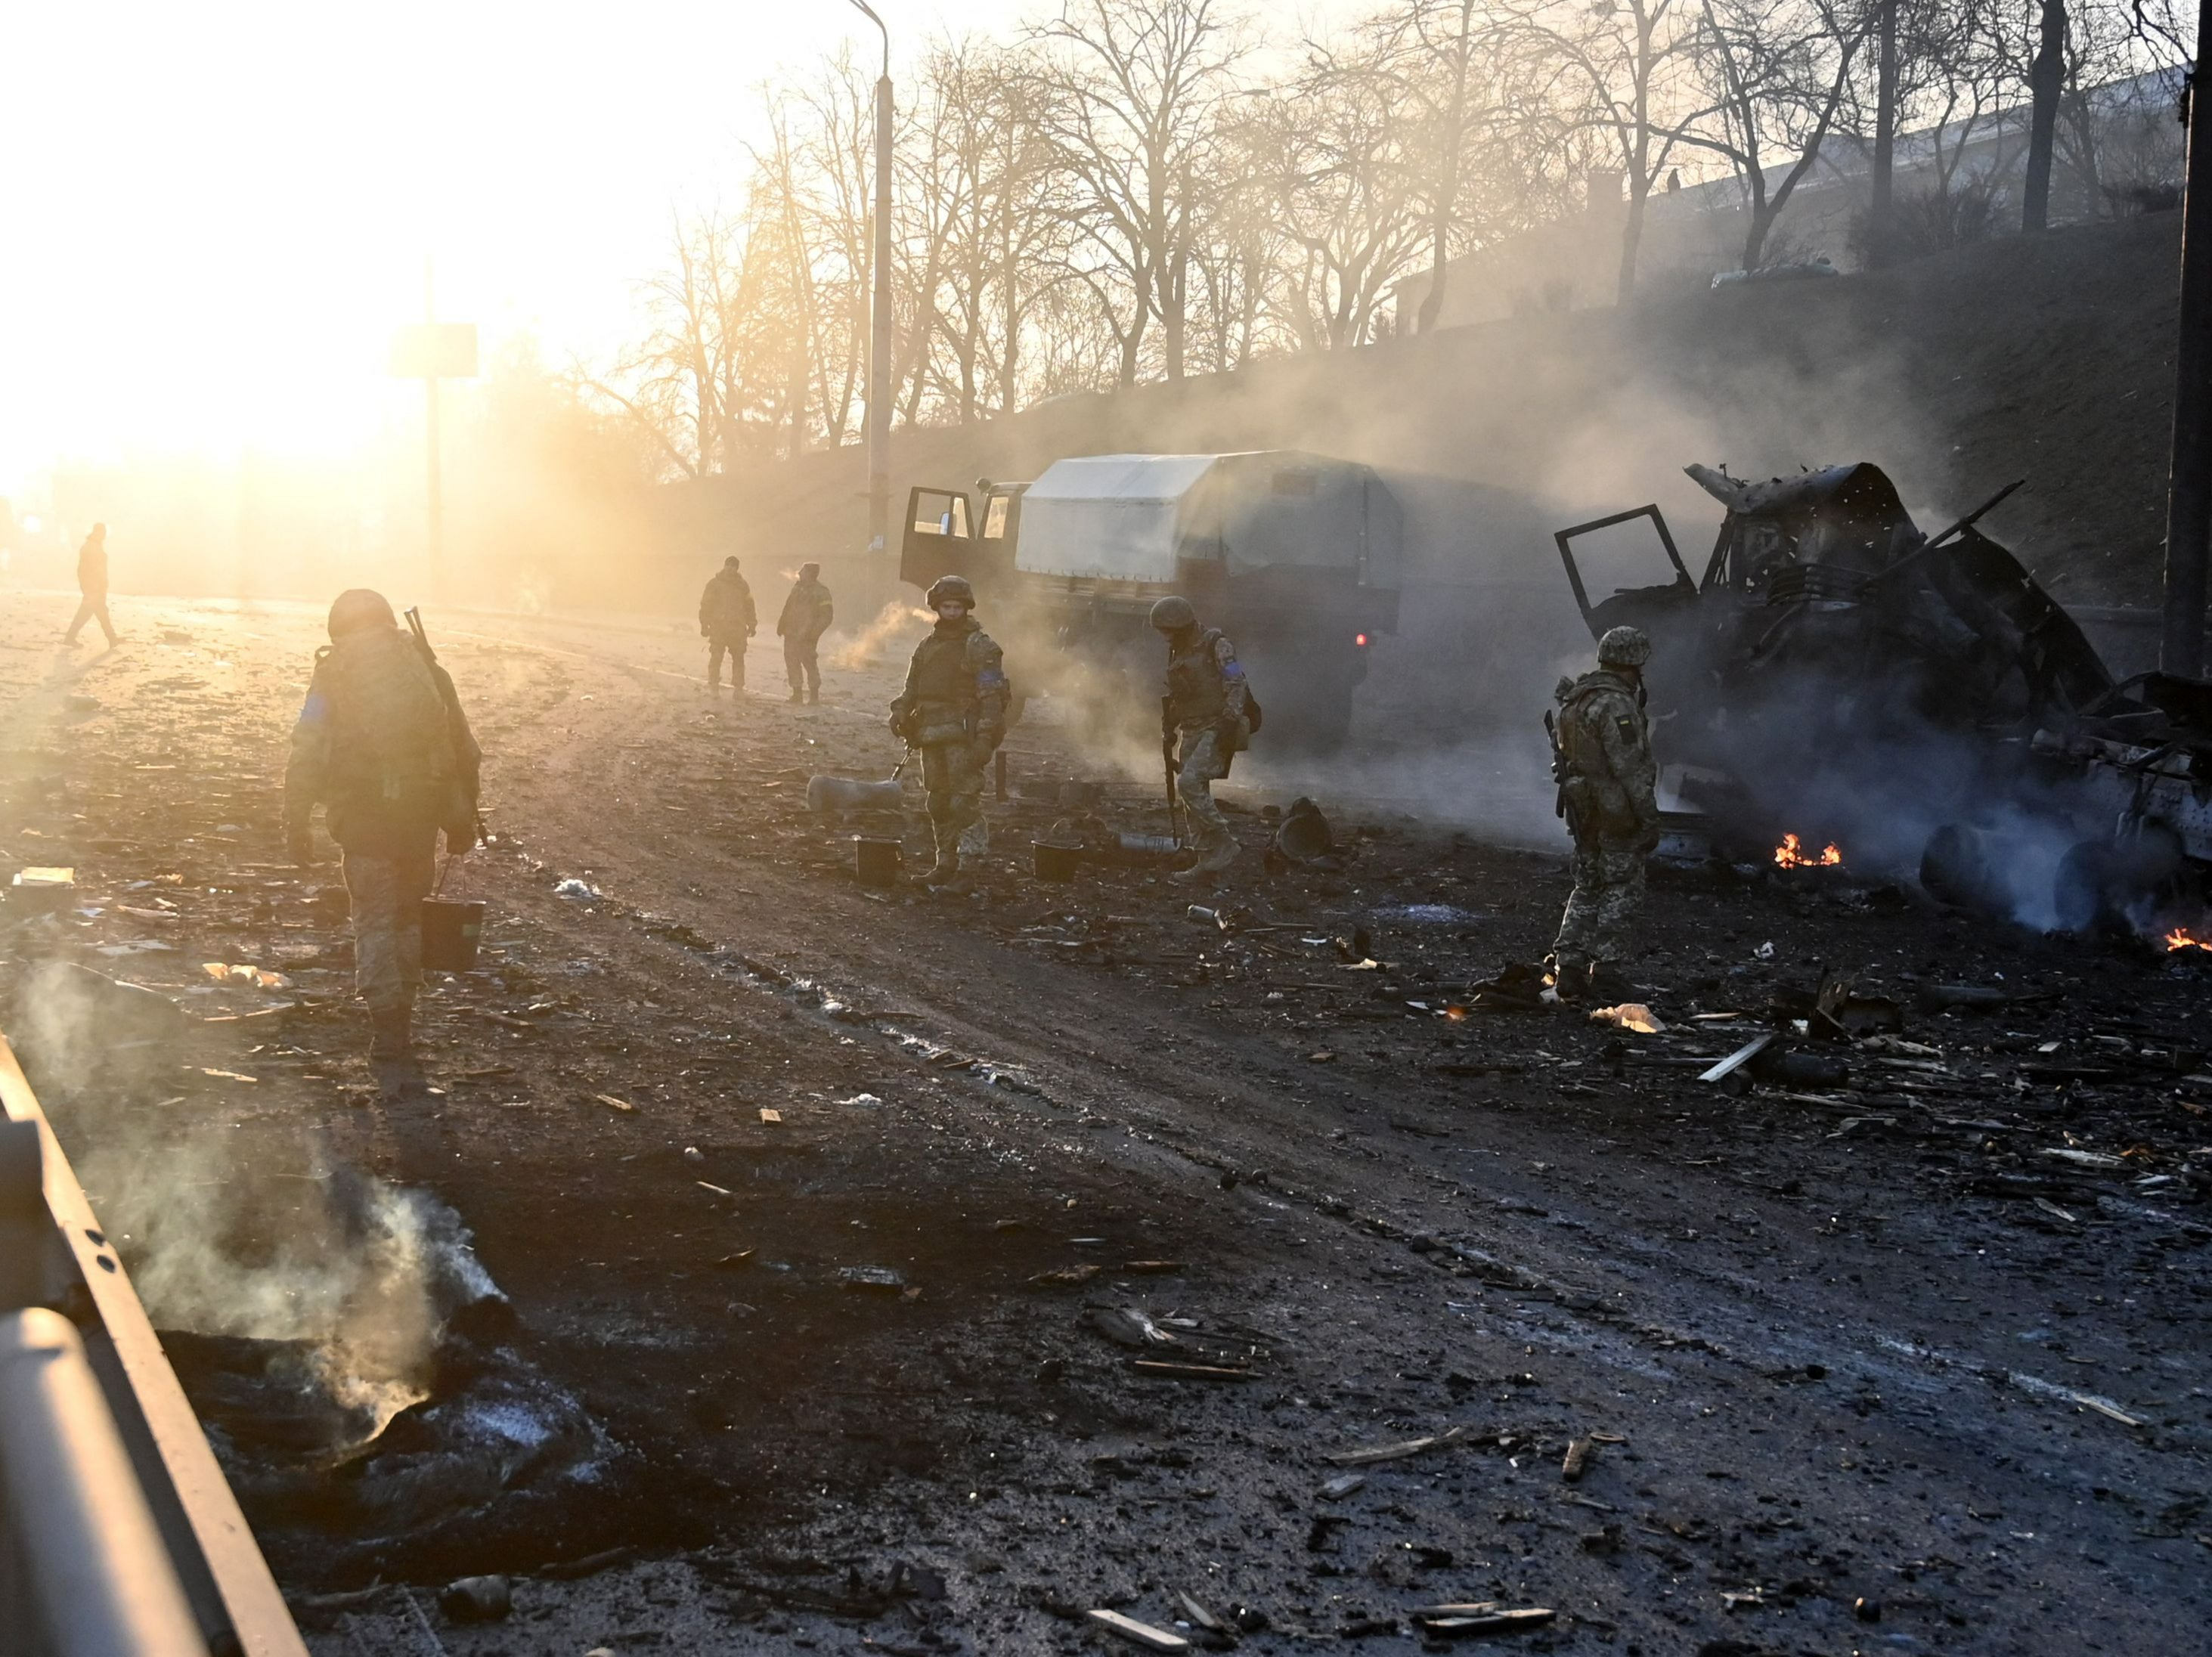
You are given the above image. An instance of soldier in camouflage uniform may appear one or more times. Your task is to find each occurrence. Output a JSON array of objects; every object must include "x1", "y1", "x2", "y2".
[
  {"x1": 286, "y1": 590, "x2": 481, "y2": 1091},
  {"x1": 1548, "y1": 625, "x2": 1659, "y2": 1001},
  {"x1": 890, "y1": 575, "x2": 1007, "y2": 891},
  {"x1": 1151, "y1": 596, "x2": 1252, "y2": 882}
]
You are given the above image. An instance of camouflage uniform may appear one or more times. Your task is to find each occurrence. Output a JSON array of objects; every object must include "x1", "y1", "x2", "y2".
[
  {"x1": 1163, "y1": 624, "x2": 1251, "y2": 870},
  {"x1": 891, "y1": 614, "x2": 1007, "y2": 879},
  {"x1": 1550, "y1": 666, "x2": 1658, "y2": 979},
  {"x1": 286, "y1": 599, "x2": 479, "y2": 1058},
  {"x1": 699, "y1": 562, "x2": 757, "y2": 690},
  {"x1": 776, "y1": 566, "x2": 835, "y2": 702}
]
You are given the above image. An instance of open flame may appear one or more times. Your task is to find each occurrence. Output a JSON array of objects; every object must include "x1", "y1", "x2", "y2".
[
  {"x1": 2165, "y1": 927, "x2": 2212, "y2": 953},
  {"x1": 1774, "y1": 833, "x2": 1842, "y2": 870}
]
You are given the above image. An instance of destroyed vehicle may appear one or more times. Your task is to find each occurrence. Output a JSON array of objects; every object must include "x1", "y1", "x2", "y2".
[
  {"x1": 902, "y1": 451, "x2": 1402, "y2": 750},
  {"x1": 1556, "y1": 463, "x2": 2212, "y2": 930}
]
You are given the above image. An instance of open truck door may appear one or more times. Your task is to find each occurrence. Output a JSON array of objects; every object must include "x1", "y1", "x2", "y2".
[
  {"x1": 900, "y1": 483, "x2": 1023, "y2": 596},
  {"x1": 900, "y1": 486, "x2": 974, "y2": 591},
  {"x1": 1553, "y1": 503, "x2": 1697, "y2": 640}
]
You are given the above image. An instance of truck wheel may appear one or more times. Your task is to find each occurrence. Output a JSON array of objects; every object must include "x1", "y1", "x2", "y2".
[{"x1": 1920, "y1": 824, "x2": 2007, "y2": 918}]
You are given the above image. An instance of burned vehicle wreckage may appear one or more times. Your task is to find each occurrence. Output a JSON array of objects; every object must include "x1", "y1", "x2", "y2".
[{"x1": 1556, "y1": 462, "x2": 2212, "y2": 936}]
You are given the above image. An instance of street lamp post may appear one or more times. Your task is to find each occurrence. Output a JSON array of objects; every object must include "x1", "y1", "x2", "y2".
[{"x1": 846, "y1": 0, "x2": 893, "y2": 561}]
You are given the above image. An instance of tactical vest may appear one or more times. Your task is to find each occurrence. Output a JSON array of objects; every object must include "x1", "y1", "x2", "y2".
[
  {"x1": 1166, "y1": 628, "x2": 1231, "y2": 726},
  {"x1": 320, "y1": 630, "x2": 458, "y2": 813},
  {"x1": 905, "y1": 619, "x2": 1000, "y2": 745}
]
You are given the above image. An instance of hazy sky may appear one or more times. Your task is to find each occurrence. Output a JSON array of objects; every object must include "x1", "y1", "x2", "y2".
[{"x1": 0, "y1": 0, "x2": 1054, "y2": 496}]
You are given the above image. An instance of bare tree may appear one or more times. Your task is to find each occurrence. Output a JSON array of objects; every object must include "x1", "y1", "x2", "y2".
[
  {"x1": 1027, "y1": 0, "x2": 1245, "y2": 385},
  {"x1": 1687, "y1": 0, "x2": 1870, "y2": 271},
  {"x1": 1499, "y1": 0, "x2": 1718, "y2": 302},
  {"x1": 1225, "y1": 60, "x2": 1428, "y2": 351}
]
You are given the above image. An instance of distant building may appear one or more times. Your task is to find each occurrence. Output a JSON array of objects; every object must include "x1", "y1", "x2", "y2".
[{"x1": 1393, "y1": 68, "x2": 2186, "y2": 330}]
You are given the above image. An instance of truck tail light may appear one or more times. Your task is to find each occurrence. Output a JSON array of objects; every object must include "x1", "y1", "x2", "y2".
[{"x1": 1354, "y1": 632, "x2": 1370, "y2": 647}]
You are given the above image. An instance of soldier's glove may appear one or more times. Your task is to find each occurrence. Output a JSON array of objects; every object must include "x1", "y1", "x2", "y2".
[
  {"x1": 287, "y1": 828, "x2": 317, "y2": 866},
  {"x1": 888, "y1": 709, "x2": 909, "y2": 737}
]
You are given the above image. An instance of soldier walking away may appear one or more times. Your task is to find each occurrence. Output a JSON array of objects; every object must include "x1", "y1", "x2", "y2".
[
  {"x1": 285, "y1": 590, "x2": 481, "y2": 1095},
  {"x1": 778, "y1": 561, "x2": 835, "y2": 703},
  {"x1": 699, "y1": 556, "x2": 757, "y2": 693},
  {"x1": 889, "y1": 575, "x2": 1008, "y2": 892},
  {"x1": 1547, "y1": 625, "x2": 1659, "y2": 1002},
  {"x1": 64, "y1": 522, "x2": 118, "y2": 646},
  {"x1": 1151, "y1": 596, "x2": 1254, "y2": 883}
]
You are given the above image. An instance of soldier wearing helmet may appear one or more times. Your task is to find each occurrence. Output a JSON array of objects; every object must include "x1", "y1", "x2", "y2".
[
  {"x1": 1546, "y1": 624, "x2": 1659, "y2": 1000},
  {"x1": 1151, "y1": 595, "x2": 1253, "y2": 881},
  {"x1": 889, "y1": 575, "x2": 1008, "y2": 890},
  {"x1": 285, "y1": 589, "x2": 481, "y2": 1092}
]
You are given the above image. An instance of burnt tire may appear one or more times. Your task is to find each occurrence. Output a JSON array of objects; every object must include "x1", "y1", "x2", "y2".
[{"x1": 2054, "y1": 839, "x2": 2114, "y2": 933}]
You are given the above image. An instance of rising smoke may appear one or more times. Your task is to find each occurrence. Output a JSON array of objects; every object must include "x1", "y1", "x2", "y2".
[{"x1": 13, "y1": 960, "x2": 496, "y2": 1445}]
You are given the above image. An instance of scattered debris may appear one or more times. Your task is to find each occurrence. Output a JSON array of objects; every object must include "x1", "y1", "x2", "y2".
[
  {"x1": 1699, "y1": 1033, "x2": 1777, "y2": 1083},
  {"x1": 1087, "y1": 1609, "x2": 1190, "y2": 1652},
  {"x1": 1318, "y1": 1473, "x2": 1368, "y2": 1500},
  {"x1": 1588, "y1": 1003, "x2": 1664, "y2": 1034},
  {"x1": 838, "y1": 1266, "x2": 907, "y2": 1294},
  {"x1": 553, "y1": 878, "x2": 603, "y2": 900},
  {"x1": 1130, "y1": 1359, "x2": 1250, "y2": 1381},
  {"x1": 759, "y1": 1107, "x2": 783, "y2": 1124},
  {"x1": 1269, "y1": 797, "x2": 1337, "y2": 867},
  {"x1": 1085, "y1": 1306, "x2": 1175, "y2": 1349},
  {"x1": 591, "y1": 1093, "x2": 638, "y2": 1114},
  {"x1": 437, "y1": 1576, "x2": 512, "y2": 1623},
  {"x1": 1028, "y1": 1265, "x2": 1103, "y2": 1289},
  {"x1": 1324, "y1": 1425, "x2": 1465, "y2": 1467},
  {"x1": 1407, "y1": 1603, "x2": 1555, "y2": 1637},
  {"x1": 1560, "y1": 1435, "x2": 1596, "y2": 1482}
]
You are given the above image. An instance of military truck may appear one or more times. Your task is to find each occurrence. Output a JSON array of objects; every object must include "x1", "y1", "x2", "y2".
[{"x1": 901, "y1": 451, "x2": 1402, "y2": 750}]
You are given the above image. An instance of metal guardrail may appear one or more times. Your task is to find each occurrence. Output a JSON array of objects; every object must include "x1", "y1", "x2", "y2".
[
  {"x1": 0, "y1": 1309, "x2": 207, "y2": 1656},
  {"x1": 0, "y1": 1036, "x2": 307, "y2": 1657}
]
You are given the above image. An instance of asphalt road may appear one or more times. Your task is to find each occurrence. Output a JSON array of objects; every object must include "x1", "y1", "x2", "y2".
[{"x1": 4, "y1": 589, "x2": 2208, "y2": 1656}]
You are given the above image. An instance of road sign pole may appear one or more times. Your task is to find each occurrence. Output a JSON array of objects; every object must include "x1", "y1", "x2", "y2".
[{"x1": 424, "y1": 261, "x2": 444, "y2": 590}]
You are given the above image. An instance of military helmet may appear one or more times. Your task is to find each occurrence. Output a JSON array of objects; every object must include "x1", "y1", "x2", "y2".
[
  {"x1": 327, "y1": 587, "x2": 397, "y2": 640},
  {"x1": 925, "y1": 575, "x2": 975, "y2": 609},
  {"x1": 1148, "y1": 595, "x2": 1197, "y2": 633},
  {"x1": 1597, "y1": 624, "x2": 1652, "y2": 667}
]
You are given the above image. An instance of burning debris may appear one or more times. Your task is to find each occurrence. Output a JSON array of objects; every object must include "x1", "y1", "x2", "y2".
[{"x1": 1773, "y1": 834, "x2": 1842, "y2": 870}]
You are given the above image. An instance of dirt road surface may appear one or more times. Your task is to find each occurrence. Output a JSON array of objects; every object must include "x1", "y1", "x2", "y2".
[{"x1": 4, "y1": 590, "x2": 2210, "y2": 1656}]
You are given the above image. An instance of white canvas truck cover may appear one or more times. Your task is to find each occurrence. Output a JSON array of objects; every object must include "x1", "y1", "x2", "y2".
[{"x1": 1015, "y1": 454, "x2": 1219, "y2": 581}]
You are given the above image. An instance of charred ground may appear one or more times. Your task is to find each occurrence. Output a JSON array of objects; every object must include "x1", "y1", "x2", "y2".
[{"x1": 4, "y1": 595, "x2": 2211, "y2": 1655}]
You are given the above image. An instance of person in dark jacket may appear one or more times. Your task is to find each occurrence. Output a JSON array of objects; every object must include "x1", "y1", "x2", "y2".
[
  {"x1": 64, "y1": 523, "x2": 118, "y2": 646},
  {"x1": 699, "y1": 557, "x2": 757, "y2": 692},
  {"x1": 777, "y1": 562, "x2": 835, "y2": 703},
  {"x1": 285, "y1": 589, "x2": 480, "y2": 1092}
]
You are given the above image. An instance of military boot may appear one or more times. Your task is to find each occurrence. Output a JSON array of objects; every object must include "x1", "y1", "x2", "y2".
[
  {"x1": 921, "y1": 822, "x2": 962, "y2": 890},
  {"x1": 368, "y1": 1007, "x2": 428, "y2": 1099},
  {"x1": 1171, "y1": 835, "x2": 1241, "y2": 884},
  {"x1": 788, "y1": 689, "x2": 804, "y2": 704}
]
